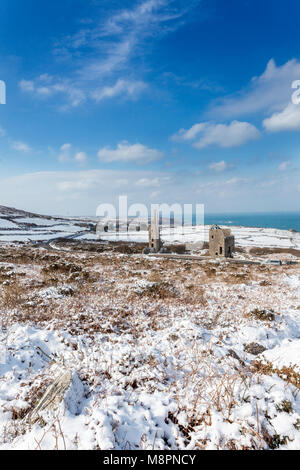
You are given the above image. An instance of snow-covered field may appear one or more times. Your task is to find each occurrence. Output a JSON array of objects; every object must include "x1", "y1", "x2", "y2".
[
  {"x1": 100, "y1": 225, "x2": 300, "y2": 250},
  {"x1": 0, "y1": 242, "x2": 299, "y2": 450},
  {"x1": 0, "y1": 218, "x2": 19, "y2": 229}
]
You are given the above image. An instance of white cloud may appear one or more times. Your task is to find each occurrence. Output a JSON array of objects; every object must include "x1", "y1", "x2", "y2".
[
  {"x1": 11, "y1": 141, "x2": 31, "y2": 153},
  {"x1": 2, "y1": 130, "x2": 32, "y2": 154},
  {"x1": 225, "y1": 177, "x2": 247, "y2": 185},
  {"x1": 20, "y1": 75, "x2": 143, "y2": 109},
  {"x1": 171, "y1": 123, "x2": 207, "y2": 142},
  {"x1": 20, "y1": 76, "x2": 86, "y2": 108},
  {"x1": 196, "y1": 121, "x2": 260, "y2": 149},
  {"x1": 278, "y1": 161, "x2": 291, "y2": 171},
  {"x1": 208, "y1": 161, "x2": 228, "y2": 172},
  {"x1": 58, "y1": 179, "x2": 96, "y2": 192},
  {"x1": 135, "y1": 177, "x2": 160, "y2": 187},
  {"x1": 173, "y1": 120, "x2": 260, "y2": 149},
  {"x1": 209, "y1": 58, "x2": 300, "y2": 119},
  {"x1": 59, "y1": 143, "x2": 72, "y2": 162},
  {"x1": 98, "y1": 141, "x2": 163, "y2": 164},
  {"x1": 259, "y1": 179, "x2": 278, "y2": 188},
  {"x1": 58, "y1": 144, "x2": 88, "y2": 165},
  {"x1": 74, "y1": 152, "x2": 88, "y2": 165},
  {"x1": 197, "y1": 177, "x2": 250, "y2": 192},
  {"x1": 91, "y1": 79, "x2": 147, "y2": 102},
  {"x1": 19, "y1": 80, "x2": 35, "y2": 92},
  {"x1": 61, "y1": 143, "x2": 71, "y2": 151},
  {"x1": 263, "y1": 103, "x2": 300, "y2": 132},
  {"x1": 150, "y1": 190, "x2": 161, "y2": 199},
  {"x1": 115, "y1": 178, "x2": 129, "y2": 187},
  {"x1": 36, "y1": 86, "x2": 53, "y2": 96}
]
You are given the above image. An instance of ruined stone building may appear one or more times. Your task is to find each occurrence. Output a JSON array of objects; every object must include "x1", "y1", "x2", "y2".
[
  {"x1": 209, "y1": 225, "x2": 235, "y2": 258},
  {"x1": 148, "y1": 210, "x2": 162, "y2": 252}
]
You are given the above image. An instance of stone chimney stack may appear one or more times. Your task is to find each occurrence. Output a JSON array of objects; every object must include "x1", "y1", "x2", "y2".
[{"x1": 149, "y1": 210, "x2": 162, "y2": 252}]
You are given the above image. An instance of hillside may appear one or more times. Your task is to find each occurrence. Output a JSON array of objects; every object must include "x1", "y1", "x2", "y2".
[
  {"x1": 0, "y1": 205, "x2": 50, "y2": 219},
  {"x1": 0, "y1": 205, "x2": 96, "y2": 242}
]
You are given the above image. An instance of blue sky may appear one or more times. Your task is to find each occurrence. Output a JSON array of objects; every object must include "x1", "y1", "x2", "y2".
[{"x1": 0, "y1": 0, "x2": 300, "y2": 215}]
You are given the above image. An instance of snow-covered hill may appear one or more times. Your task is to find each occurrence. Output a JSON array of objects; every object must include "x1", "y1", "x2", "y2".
[{"x1": 0, "y1": 205, "x2": 96, "y2": 242}]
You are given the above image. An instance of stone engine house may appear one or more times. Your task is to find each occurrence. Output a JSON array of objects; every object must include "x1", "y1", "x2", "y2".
[
  {"x1": 209, "y1": 225, "x2": 235, "y2": 258},
  {"x1": 148, "y1": 210, "x2": 162, "y2": 253}
]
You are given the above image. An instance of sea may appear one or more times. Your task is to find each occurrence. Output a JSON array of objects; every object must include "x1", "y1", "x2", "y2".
[
  {"x1": 92, "y1": 211, "x2": 300, "y2": 232},
  {"x1": 199, "y1": 212, "x2": 300, "y2": 232}
]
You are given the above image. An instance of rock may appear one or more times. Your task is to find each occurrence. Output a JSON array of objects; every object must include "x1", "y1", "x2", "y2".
[
  {"x1": 58, "y1": 285, "x2": 74, "y2": 296},
  {"x1": 227, "y1": 349, "x2": 241, "y2": 361},
  {"x1": 244, "y1": 343, "x2": 267, "y2": 356},
  {"x1": 227, "y1": 349, "x2": 245, "y2": 366},
  {"x1": 26, "y1": 370, "x2": 84, "y2": 424}
]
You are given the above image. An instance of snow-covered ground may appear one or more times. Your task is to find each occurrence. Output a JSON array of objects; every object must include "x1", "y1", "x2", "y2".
[
  {"x1": 0, "y1": 244, "x2": 299, "y2": 450},
  {"x1": 0, "y1": 206, "x2": 299, "y2": 450}
]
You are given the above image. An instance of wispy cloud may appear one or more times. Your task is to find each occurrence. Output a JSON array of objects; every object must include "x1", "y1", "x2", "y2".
[
  {"x1": 278, "y1": 161, "x2": 291, "y2": 171},
  {"x1": 208, "y1": 161, "x2": 229, "y2": 172},
  {"x1": 57, "y1": 178, "x2": 96, "y2": 192},
  {"x1": 11, "y1": 141, "x2": 32, "y2": 153},
  {"x1": 135, "y1": 175, "x2": 171, "y2": 187},
  {"x1": 91, "y1": 79, "x2": 147, "y2": 102},
  {"x1": 161, "y1": 71, "x2": 224, "y2": 93},
  {"x1": 62, "y1": 0, "x2": 189, "y2": 79},
  {"x1": 20, "y1": 75, "x2": 86, "y2": 108},
  {"x1": 197, "y1": 177, "x2": 250, "y2": 192},
  {"x1": 20, "y1": 1, "x2": 196, "y2": 108}
]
